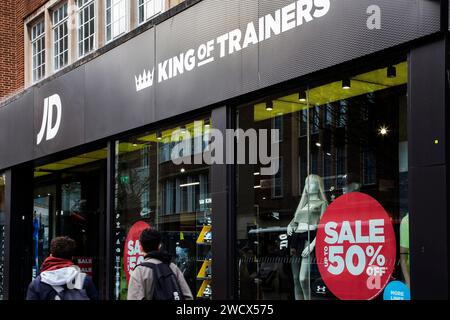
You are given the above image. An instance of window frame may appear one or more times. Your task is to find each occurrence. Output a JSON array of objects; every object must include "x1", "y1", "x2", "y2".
[
  {"x1": 105, "y1": 0, "x2": 129, "y2": 43},
  {"x1": 52, "y1": 2, "x2": 69, "y2": 72},
  {"x1": 77, "y1": 0, "x2": 96, "y2": 59},
  {"x1": 31, "y1": 19, "x2": 46, "y2": 83},
  {"x1": 137, "y1": 0, "x2": 165, "y2": 25}
]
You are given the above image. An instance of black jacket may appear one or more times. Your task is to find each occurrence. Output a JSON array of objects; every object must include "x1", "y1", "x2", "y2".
[{"x1": 26, "y1": 275, "x2": 99, "y2": 300}]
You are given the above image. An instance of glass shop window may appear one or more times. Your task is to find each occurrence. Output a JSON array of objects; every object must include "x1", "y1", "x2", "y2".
[
  {"x1": 236, "y1": 61, "x2": 410, "y2": 300},
  {"x1": 114, "y1": 117, "x2": 213, "y2": 300}
]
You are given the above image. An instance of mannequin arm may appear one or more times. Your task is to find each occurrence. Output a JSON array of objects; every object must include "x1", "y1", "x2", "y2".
[
  {"x1": 301, "y1": 238, "x2": 316, "y2": 257},
  {"x1": 287, "y1": 201, "x2": 304, "y2": 234}
]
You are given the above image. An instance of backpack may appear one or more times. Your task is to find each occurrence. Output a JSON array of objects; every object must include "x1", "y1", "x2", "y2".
[
  {"x1": 52, "y1": 286, "x2": 91, "y2": 301},
  {"x1": 138, "y1": 262, "x2": 184, "y2": 300},
  {"x1": 33, "y1": 275, "x2": 91, "y2": 300}
]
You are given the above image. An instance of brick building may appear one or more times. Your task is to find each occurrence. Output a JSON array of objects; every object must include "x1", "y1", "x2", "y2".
[{"x1": 0, "y1": 0, "x2": 184, "y2": 102}]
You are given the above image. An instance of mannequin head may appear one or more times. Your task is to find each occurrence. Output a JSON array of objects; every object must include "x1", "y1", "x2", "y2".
[
  {"x1": 299, "y1": 174, "x2": 327, "y2": 208},
  {"x1": 305, "y1": 175, "x2": 320, "y2": 195}
]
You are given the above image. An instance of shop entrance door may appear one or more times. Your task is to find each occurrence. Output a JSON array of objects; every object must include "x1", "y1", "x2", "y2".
[{"x1": 32, "y1": 148, "x2": 107, "y2": 297}]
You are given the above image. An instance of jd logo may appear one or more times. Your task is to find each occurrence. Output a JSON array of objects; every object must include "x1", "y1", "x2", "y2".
[{"x1": 37, "y1": 94, "x2": 62, "y2": 145}]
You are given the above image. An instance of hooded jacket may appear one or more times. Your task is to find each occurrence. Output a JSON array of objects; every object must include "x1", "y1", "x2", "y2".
[
  {"x1": 26, "y1": 256, "x2": 98, "y2": 300},
  {"x1": 127, "y1": 251, "x2": 193, "y2": 300}
]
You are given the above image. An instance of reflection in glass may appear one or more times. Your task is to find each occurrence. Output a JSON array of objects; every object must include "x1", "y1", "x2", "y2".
[
  {"x1": 236, "y1": 61, "x2": 410, "y2": 300},
  {"x1": 114, "y1": 118, "x2": 213, "y2": 300}
]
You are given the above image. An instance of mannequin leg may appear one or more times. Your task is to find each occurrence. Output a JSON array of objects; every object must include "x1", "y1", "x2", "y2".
[
  {"x1": 291, "y1": 253, "x2": 303, "y2": 300},
  {"x1": 299, "y1": 241, "x2": 311, "y2": 300}
]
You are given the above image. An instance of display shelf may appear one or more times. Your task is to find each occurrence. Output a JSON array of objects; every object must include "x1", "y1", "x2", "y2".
[
  {"x1": 196, "y1": 225, "x2": 212, "y2": 244},
  {"x1": 196, "y1": 210, "x2": 212, "y2": 300},
  {"x1": 196, "y1": 279, "x2": 212, "y2": 299}
]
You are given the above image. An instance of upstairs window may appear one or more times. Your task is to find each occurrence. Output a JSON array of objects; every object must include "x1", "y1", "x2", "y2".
[
  {"x1": 53, "y1": 2, "x2": 69, "y2": 71},
  {"x1": 31, "y1": 20, "x2": 46, "y2": 83},
  {"x1": 138, "y1": 0, "x2": 164, "y2": 25},
  {"x1": 106, "y1": 0, "x2": 128, "y2": 42},
  {"x1": 77, "y1": 0, "x2": 96, "y2": 58}
]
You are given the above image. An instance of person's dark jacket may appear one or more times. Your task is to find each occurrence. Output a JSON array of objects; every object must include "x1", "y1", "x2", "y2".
[
  {"x1": 26, "y1": 256, "x2": 98, "y2": 300},
  {"x1": 26, "y1": 274, "x2": 98, "y2": 300}
]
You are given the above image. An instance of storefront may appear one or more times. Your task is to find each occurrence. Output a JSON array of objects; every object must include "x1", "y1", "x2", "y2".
[{"x1": 0, "y1": 0, "x2": 449, "y2": 300}]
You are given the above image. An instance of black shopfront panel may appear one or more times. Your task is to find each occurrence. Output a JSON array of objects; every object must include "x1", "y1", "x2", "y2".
[
  {"x1": 84, "y1": 29, "x2": 156, "y2": 143},
  {"x1": 0, "y1": 0, "x2": 441, "y2": 170}
]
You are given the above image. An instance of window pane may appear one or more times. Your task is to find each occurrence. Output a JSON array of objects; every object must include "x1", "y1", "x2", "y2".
[
  {"x1": 236, "y1": 62, "x2": 409, "y2": 300},
  {"x1": 31, "y1": 20, "x2": 45, "y2": 82},
  {"x1": 114, "y1": 118, "x2": 212, "y2": 300}
]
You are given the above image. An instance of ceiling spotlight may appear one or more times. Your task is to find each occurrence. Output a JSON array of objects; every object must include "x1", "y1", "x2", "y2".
[
  {"x1": 266, "y1": 101, "x2": 274, "y2": 111},
  {"x1": 180, "y1": 125, "x2": 187, "y2": 133},
  {"x1": 316, "y1": 142, "x2": 322, "y2": 148},
  {"x1": 299, "y1": 90, "x2": 307, "y2": 102},
  {"x1": 378, "y1": 126, "x2": 389, "y2": 136},
  {"x1": 132, "y1": 143, "x2": 138, "y2": 147},
  {"x1": 157, "y1": 131, "x2": 162, "y2": 140},
  {"x1": 342, "y1": 78, "x2": 351, "y2": 90},
  {"x1": 180, "y1": 168, "x2": 186, "y2": 173},
  {"x1": 204, "y1": 119, "x2": 211, "y2": 128},
  {"x1": 387, "y1": 65, "x2": 397, "y2": 78}
]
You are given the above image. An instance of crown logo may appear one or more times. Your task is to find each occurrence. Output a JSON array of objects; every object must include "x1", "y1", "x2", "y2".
[{"x1": 135, "y1": 68, "x2": 154, "y2": 92}]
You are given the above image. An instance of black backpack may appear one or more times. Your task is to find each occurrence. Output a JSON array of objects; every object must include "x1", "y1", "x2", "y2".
[
  {"x1": 33, "y1": 275, "x2": 90, "y2": 300},
  {"x1": 139, "y1": 262, "x2": 184, "y2": 300}
]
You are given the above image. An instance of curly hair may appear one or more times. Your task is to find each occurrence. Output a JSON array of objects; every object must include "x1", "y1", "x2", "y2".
[{"x1": 50, "y1": 236, "x2": 76, "y2": 260}]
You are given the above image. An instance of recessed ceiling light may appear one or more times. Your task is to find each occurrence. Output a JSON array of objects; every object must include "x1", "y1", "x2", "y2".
[
  {"x1": 299, "y1": 90, "x2": 307, "y2": 102},
  {"x1": 342, "y1": 78, "x2": 351, "y2": 90},
  {"x1": 387, "y1": 65, "x2": 397, "y2": 78}
]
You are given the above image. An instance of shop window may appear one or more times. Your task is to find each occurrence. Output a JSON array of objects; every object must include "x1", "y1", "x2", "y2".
[
  {"x1": 77, "y1": 0, "x2": 96, "y2": 58},
  {"x1": 337, "y1": 101, "x2": 348, "y2": 127},
  {"x1": 362, "y1": 147, "x2": 377, "y2": 185},
  {"x1": 311, "y1": 106, "x2": 320, "y2": 134},
  {"x1": 236, "y1": 61, "x2": 410, "y2": 300},
  {"x1": 272, "y1": 116, "x2": 283, "y2": 142},
  {"x1": 114, "y1": 117, "x2": 212, "y2": 300},
  {"x1": 53, "y1": 2, "x2": 69, "y2": 71},
  {"x1": 31, "y1": 19, "x2": 46, "y2": 83},
  {"x1": 298, "y1": 110, "x2": 307, "y2": 137},
  {"x1": 138, "y1": 0, "x2": 164, "y2": 25},
  {"x1": 106, "y1": 0, "x2": 128, "y2": 42},
  {"x1": 336, "y1": 146, "x2": 347, "y2": 190},
  {"x1": 272, "y1": 158, "x2": 283, "y2": 198},
  {"x1": 32, "y1": 148, "x2": 109, "y2": 293},
  {"x1": 324, "y1": 104, "x2": 333, "y2": 127},
  {"x1": 323, "y1": 151, "x2": 333, "y2": 192},
  {"x1": 0, "y1": 173, "x2": 5, "y2": 300}
]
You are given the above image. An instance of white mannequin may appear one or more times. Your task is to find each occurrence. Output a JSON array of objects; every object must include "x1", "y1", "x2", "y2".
[{"x1": 287, "y1": 174, "x2": 327, "y2": 300}]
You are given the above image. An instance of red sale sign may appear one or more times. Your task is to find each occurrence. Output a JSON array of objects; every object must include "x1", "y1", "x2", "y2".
[
  {"x1": 316, "y1": 192, "x2": 396, "y2": 300},
  {"x1": 123, "y1": 221, "x2": 151, "y2": 282}
]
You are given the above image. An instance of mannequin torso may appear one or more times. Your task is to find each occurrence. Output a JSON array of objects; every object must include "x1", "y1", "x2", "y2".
[{"x1": 293, "y1": 199, "x2": 325, "y2": 232}]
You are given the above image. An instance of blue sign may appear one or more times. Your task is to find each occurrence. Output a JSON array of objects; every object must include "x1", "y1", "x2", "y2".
[{"x1": 383, "y1": 281, "x2": 411, "y2": 300}]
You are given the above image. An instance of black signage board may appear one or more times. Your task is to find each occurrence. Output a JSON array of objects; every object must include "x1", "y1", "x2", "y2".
[{"x1": 0, "y1": 0, "x2": 441, "y2": 169}]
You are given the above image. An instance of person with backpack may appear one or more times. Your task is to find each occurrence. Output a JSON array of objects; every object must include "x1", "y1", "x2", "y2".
[
  {"x1": 127, "y1": 228, "x2": 193, "y2": 300},
  {"x1": 26, "y1": 236, "x2": 98, "y2": 300}
]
